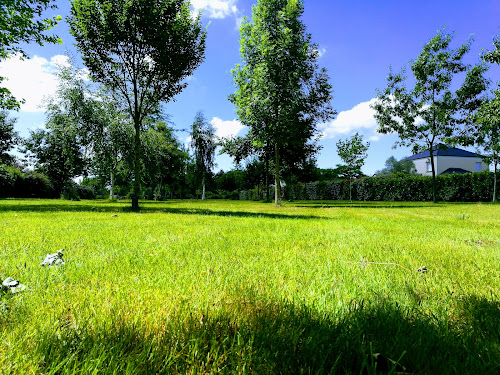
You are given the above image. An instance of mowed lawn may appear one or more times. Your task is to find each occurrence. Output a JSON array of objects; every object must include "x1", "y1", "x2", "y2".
[{"x1": 0, "y1": 199, "x2": 499, "y2": 374}]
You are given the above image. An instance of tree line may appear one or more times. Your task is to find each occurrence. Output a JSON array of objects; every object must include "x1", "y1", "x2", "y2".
[{"x1": 1, "y1": 0, "x2": 499, "y2": 205}]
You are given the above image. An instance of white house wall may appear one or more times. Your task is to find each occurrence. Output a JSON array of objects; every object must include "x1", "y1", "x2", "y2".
[
  {"x1": 412, "y1": 156, "x2": 489, "y2": 176},
  {"x1": 413, "y1": 158, "x2": 431, "y2": 175}
]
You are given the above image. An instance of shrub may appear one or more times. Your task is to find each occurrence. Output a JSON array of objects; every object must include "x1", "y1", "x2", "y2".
[{"x1": 239, "y1": 172, "x2": 496, "y2": 202}]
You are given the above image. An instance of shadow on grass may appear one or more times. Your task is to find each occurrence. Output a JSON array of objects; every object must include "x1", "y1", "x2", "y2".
[
  {"x1": 0, "y1": 200, "x2": 329, "y2": 220},
  {"x1": 33, "y1": 294, "x2": 500, "y2": 374}
]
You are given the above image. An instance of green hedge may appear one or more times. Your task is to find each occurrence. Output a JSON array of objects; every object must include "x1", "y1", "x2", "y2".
[
  {"x1": 0, "y1": 165, "x2": 96, "y2": 199},
  {"x1": 240, "y1": 172, "x2": 497, "y2": 202}
]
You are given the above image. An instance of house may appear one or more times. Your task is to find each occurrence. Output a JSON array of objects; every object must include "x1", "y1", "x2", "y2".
[{"x1": 407, "y1": 146, "x2": 489, "y2": 176}]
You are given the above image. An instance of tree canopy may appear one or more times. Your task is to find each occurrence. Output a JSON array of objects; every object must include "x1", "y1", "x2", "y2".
[
  {"x1": 372, "y1": 28, "x2": 489, "y2": 202},
  {"x1": 69, "y1": 0, "x2": 207, "y2": 209},
  {"x1": 191, "y1": 112, "x2": 217, "y2": 200},
  {"x1": 336, "y1": 132, "x2": 369, "y2": 201},
  {"x1": 231, "y1": 0, "x2": 335, "y2": 205},
  {"x1": 0, "y1": 0, "x2": 61, "y2": 110},
  {"x1": 376, "y1": 156, "x2": 416, "y2": 175}
]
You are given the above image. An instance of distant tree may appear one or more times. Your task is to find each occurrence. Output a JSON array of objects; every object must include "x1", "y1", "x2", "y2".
[
  {"x1": 467, "y1": 90, "x2": 500, "y2": 202},
  {"x1": 336, "y1": 132, "x2": 369, "y2": 201},
  {"x1": 376, "y1": 156, "x2": 416, "y2": 175},
  {"x1": 0, "y1": 110, "x2": 19, "y2": 165},
  {"x1": 69, "y1": 0, "x2": 207, "y2": 210},
  {"x1": 231, "y1": 0, "x2": 335, "y2": 206},
  {"x1": 23, "y1": 120, "x2": 85, "y2": 196},
  {"x1": 191, "y1": 112, "x2": 217, "y2": 200},
  {"x1": 0, "y1": 0, "x2": 61, "y2": 110},
  {"x1": 372, "y1": 28, "x2": 489, "y2": 203},
  {"x1": 142, "y1": 120, "x2": 188, "y2": 200}
]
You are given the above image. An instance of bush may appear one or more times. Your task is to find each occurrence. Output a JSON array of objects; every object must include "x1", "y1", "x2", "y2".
[
  {"x1": 22, "y1": 171, "x2": 55, "y2": 198},
  {"x1": 77, "y1": 184, "x2": 96, "y2": 199},
  {"x1": 239, "y1": 172, "x2": 496, "y2": 202}
]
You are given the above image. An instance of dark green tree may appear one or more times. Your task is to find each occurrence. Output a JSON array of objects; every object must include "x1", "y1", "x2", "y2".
[
  {"x1": 23, "y1": 119, "x2": 86, "y2": 196},
  {"x1": 69, "y1": 0, "x2": 207, "y2": 210},
  {"x1": 0, "y1": 110, "x2": 19, "y2": 165},
  {"x1": 142, "y1": 120, "x2": 188, "y2": 200},
  {"x1": 0, "y1": 0, "x2": 61, "y2": 110},
  {"x1": 231, "y1": 0, "x2": 335, "y2": 206},
  {"x1": 190, "y1": 112, "x2": 217, "y2": 200},
  {"x1": 372, "y1": 28, "x2": 489, "y2": 203},
  {"x1": 376, "y1": 156, "x2": 416, "y2": 175},
  {"x1": 336, "y1": 132, "x2": 369, "y2": 201}
]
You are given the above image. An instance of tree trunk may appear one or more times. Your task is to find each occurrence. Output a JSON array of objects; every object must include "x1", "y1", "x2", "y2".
[
  {"x1": 109, "y1": 169, "x2": 114, "y2": 199},
  {"x1": 265, "y1": 156, "x2": 270, "y2": 202},
  {"x1": 202, "y1": 174, "x2": 206, "y2": 200},
  {"x1": 274, "y1": 142, "x2": 281, "y2": 206},
  {"x1": 493, "y1": 162, "x2": 497, "y2": 203},
  {"x1": 131, "y1": 123, "x2": 141, "y2": 210},
  {"x1": 429, "y1": 147, "x2": 437, "y2": 203},
  {"x1": 349, "y1": 178, "x2": 352, "y2": 202}
]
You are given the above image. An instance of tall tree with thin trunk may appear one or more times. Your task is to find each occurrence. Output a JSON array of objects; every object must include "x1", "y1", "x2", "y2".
[
  {"x1": 230, "y1": 0, "x2": 335, "y2": 206},
  {"x1": 190, "y1": 112, "x2": 216, "y2": 200},
  {"x1": 69, "y1": 0, "x2": 206, "y2": 210},
  {"x1": 336, "y1": 132, "x2": 369, "y2": 201},
  {"x1": 372, "y1": 28, "x2": 489, "y2": 203},
  {"x1": 472, "y1": 89, "x2": 500, "y2": 202}
]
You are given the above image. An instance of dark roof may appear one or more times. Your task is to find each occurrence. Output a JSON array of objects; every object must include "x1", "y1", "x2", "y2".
[
  {"x1": 440, "y1": 168, "x2": 471, "y2": 175},
  {"x1": 407, "y1": 146, "x2": 481, "y2": 160}
]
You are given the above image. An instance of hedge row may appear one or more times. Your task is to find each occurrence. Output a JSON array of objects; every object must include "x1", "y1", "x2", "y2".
[
  {"x1": 240, "y1": 172, "x2": 497, "y2": 202},
  {"x1": 0, "y1": 165, "x2": 96, "y2": 199}
]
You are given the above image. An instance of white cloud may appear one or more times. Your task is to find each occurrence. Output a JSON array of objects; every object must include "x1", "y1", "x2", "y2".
[
  {"x1": 210, "y1": 117, "x2": 245, "y2": 139},
  {"x1": 191, "y1": 0, "x2": 238, "y2": 19},
  {"x1": 0, "y1": 54, "x2": 70, "y2": 112},
  {"x1": 320, "y1": 98, "x2": 380, "y2": 139}
]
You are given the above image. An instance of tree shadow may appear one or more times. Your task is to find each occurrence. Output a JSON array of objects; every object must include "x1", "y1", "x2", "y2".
[
  {"x1": 32, "y1": 294, "x2": 500, "y2": 374},
  {"x1": 0, "y1": 201, "x2": 329, "y2": 220}
]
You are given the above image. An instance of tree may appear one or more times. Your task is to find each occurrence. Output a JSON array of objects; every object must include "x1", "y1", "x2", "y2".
[
  {"x1": 69, "y1": 0, "x2": 207, "y2": 210},
  {"x1": 190, "y1": 112, "x2": 216, "y2": 200},
  {"x1": 23, "y1": 121, "x2": 86, "y2": 197},
  {"x1": 372, "y1": 28, "x2": 489, "y2": 203},
  {"x1": 472, "y1": 89, "x2": 500, "y2": 202},
  {"x1": 0, "y1": 0, "x2": 61, "y2": 110},
  {"x1": 0, "y1": 110, "x2": 19, "y2": 165},
  {"x1": 142, "y1": 120, "x2": 188, "y2": 200},
  {"x1": 376, "y1": 156, "x2": 416, "y2": 175},
  {"x1": 336, "y1": 132, "x2": 369, "y2": 201},
  {"x1": 231, "y1": 0, "x2": 335, "y2": 206}
]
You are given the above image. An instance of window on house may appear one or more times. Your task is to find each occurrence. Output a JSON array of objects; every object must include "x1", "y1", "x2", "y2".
[
  {"x1": 427, "y1": 162, "x2": 432, "y2": 172},
  {"x1": 476, "y1": 162, "x2": 481, "y2": 171}
]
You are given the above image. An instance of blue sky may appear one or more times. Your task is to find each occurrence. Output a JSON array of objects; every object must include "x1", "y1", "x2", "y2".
[{"x1": 2, "y1": 0, "x2": 499, "y2": 174}]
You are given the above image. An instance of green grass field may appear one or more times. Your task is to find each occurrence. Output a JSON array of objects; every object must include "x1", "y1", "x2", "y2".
[{"x1": 0, "y1": 199, "x2": 499, "y2": 374}]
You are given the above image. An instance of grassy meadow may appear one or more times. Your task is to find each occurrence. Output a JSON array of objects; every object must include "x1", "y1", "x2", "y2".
[{"x1": 0, "y1": 199, "x2": 499, "y2": 374}]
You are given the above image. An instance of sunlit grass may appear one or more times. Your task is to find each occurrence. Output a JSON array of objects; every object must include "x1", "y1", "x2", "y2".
[{"x1": 0, "y1": 199, "x2": 499, "y2": 374}]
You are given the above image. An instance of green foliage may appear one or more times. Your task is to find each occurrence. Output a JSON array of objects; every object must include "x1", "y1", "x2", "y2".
[
  {"x1": 372, "y1": 27, "x2": 489, "y2": 203},
  {"x1": 69, "y1": 0, "x2": 207, "y2": 209},
  {"x1": 0, "y1": 165, "x2": 55, "y2": 198},
  {"x1": 231, "y1": 0, "x2": 335, "y2": 205},
  {"x1": 0, "y1": 0, "x2": 61, "y2": 109},
  {"x1": 142, "y1": 120, "x2": 189, "y2": 200},
  {"x1": 22, "y1": 121, "x2": 86, "y2": 196},
  {"x1": 190, "y1": 112, "x2": 217, "y2": 200},
  {"x1": 376, "y1": 156, "x2": 416, "y2": 175},
  {"x1": 0, "y1": 110, "x2": 19, "y2": 164},
  {"x1": 471, "y1": 89, "x2": 500, "y2": 201},
  {"x1": 336, "y1": 132, "x2": 369, "y2": 201}
]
